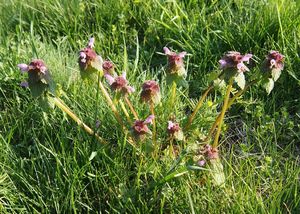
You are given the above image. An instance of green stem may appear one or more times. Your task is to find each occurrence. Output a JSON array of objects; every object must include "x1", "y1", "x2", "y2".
[
  {"x1": 170, "y1": 81, "x2": 177, "y2": 107},
  {"x1": 119, "y1": 100, "x2": 132, "y2": 124},
  {"x1": 150, "y1": 102, "x2": 157, "y2": 148},
  {"x1": 212, "y1": 78, "x2": 233, "y2": 148},
  {"x1": 184, "y1": 84, "x2": 214, "y2": 131},
  {"x1": 124, "y1": 96, "x2": 139, "y2": 120},
  {"x1": 205, "y1": 79, "x2": 258, "y2": 142},
  {"x1": 53, "y1": 97, "x2": 107, "y2": 144},
  {"x1": 97, "y1": 80, "x2": 126, "y2": 132}
]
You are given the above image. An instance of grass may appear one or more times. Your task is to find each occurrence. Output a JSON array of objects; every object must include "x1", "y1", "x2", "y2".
[{"x1": 0, "y1": 0, "x2": 300, "y2": 213}]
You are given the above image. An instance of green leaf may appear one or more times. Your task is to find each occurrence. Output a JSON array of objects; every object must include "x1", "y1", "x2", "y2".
[
  {"x1": 213, "y1": 78, "x2": 225, "y2": 89},
  {"x1": 207, "y1": 71, "x2": 220, "y2": 82},
  {"x1": 91, "y1": 56, "x2": 103, "y2": 75},
  {"x1": 89, "y1": 151, "x2": 97, "y2": 161},
  {"x1": 234, "y1": 72, "x2": 245, "y2": 89},
  {"x1": 38, "y1": 94, "x2": 55, "y2": 111},
  {"x1": 174, "y1": 130, "x2": 184, "y2": 141},
  {"x1": 264, "y1": 78, "x2": 274, "y2": 95},
  {"x1": 166, "y1": 73, "x2": 188, "y2": 88},
  {"x1": 209, "y1": 158, "x2": 225, "y2": 187},
  {"x1": 29, "y1": 81, "x2": 48, "y2": 98},
  {"x1": 271, "y1": 68, "x2": 282, "y2": 82}
]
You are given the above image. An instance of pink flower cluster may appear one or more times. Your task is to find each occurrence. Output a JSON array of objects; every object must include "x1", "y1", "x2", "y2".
[
  {"x1": 105, "y1": 72, "x2": 135, "y2": 95},
  {"x1": 263, "y1": 50, "x2": 284, "y2": 72},
  {"x1": 219, "y1": 51, "x2": 252, "y2": 72},
  {"x1": 132, "y1": 115, "x2": 154, "y2": 140},
  {"x1": 140, "y1": 80, "x2": 161, "y2": 104},
  {"x1": 163, "y1": 47, "x2": 187, "y2": 75}
]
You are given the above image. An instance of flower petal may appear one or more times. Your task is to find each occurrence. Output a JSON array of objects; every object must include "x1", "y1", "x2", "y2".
[
  {"x1": 144, "y1": 115, "x2": 155, "y2": 124},
  {"x1": 121, "y1": 72, "x2": 127, "y2": 80},
  {"x1": 20, "y1": 81, "x2": 29, "y2": 87},
  {"x1": 40, "y1": 66, "x2": 47, "y2": 74},
  {"x1": 126, "y1": 86, "x2": 135, "y2": 93},
  {"x1": 163, "y1": 47, "x2": 171, "y2": 55},
  {"x1": 17, "y1": 64, "x2": 29, "y2": 73},
  {"x1": 242, "y1": 54, "x2": 252, "y2": 63},
  {"x1": 104, "y1": 74, "x2": 115, "y2": 85},
  {"x1": 167, "y1": 121, "x2": 175, "y2": 130},
  {"x1": 79, "y1": 52, "x2": 86, "y2": 59},
  {"x1": 237, "y1": 62, "x2": 249, "y2": 72},
  {"x1": 219, "y1": 59, "x2": 227, "y2": 68},
  {"x1": 88, "y1": 37, "x2": 95, "y2": 48},
  {"x1": 178, "y1": 51, "x2": 187, "y2": 58}
]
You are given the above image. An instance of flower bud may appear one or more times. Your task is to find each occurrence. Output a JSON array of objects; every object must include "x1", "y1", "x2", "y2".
[
  {"x1": 163, "y1": 47, "x2": 187, "y2": 77},
  {"x1": 219, "y1": 51, "x2": 252, "y2": 73},
  {"x1": 102, "y1": 60, "x2": 115, "y2": 75},
  {"x1": 262, "y1": 50, "x2": 284, "y2": 81},
  {"x1": 167, "y1": 121, "x2": 184, "y2": 141},
  {"x1": 17, "y1": 59, "x2": 53, "y2": 97},
  {"x1": 104, "y1": 72, "x2": 135, "y2": 95},
  {"x1": 78, "y1": 37, "x2": 103, "y2": 80},
  {"x1": 201, "y1": 144, "x2": 219, "y2": 160},
  {"x1": 132, "y1": 115, "x2": 154, "y2": 141},
  {"x1": 140, "y1": 80, "x2": 161, "y2": 105}
]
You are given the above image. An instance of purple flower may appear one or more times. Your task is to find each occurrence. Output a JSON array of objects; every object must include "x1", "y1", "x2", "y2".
[
  {"x1": 132, "y1": 115, "x2": 154, "y2": 140},
  {"x1": 167, "y1": 121, "x2": 181, "y2": 133},
  {"x1": 87, "y1": 37, "x2": 95, "y2": 49},
  {"x1": 24, "y1": 59, "x2": 47, "y2": 74},
  {"x1": 20, "y1": 81, "x2": 29, "y2": 87},
  {"x1": 262, "y1": 50, "x2": 284, "y2": 73},
  {"x1": 17, "y1": 59, "x2": 52, "y2": 97},
  {"x1": 197, "y1": 160, "x2": 206, "y2": 167},
  {"x1": 104, "y1": 72, "x2": 135, "y2": 95},
  {"x1": 78, "y1": 37, "x2": 103, "y2": 75},
  {"x1": 163, "y1": 47, "x2": 187, "y2": 76},
  {"x1": 140, "y1": 80, "x2": 161, "y2": 105},
  {"x1": 102, "y1": 60, "x2": 115, "y2": 75},
  {"x1": 167, "y1": 120, "x2": 184, "y2": 141},
  {"x1": 219, "y1": 51, "x2": 252, "y2": 73},
  {"x1": 17, "y1": 64, "x2": 29, "y2": 73},
  {"x1": 95, "y1": 120, "x2": 101, "y2": 128},
  {"x1": 17, "y1": 59, "x2": 50, "y2": 82},
  {"x1": 201, "y1": 144, "x2": 219, "y2": 160}
]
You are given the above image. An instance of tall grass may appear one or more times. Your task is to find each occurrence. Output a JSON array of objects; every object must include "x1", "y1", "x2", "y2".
[{"x1": 0, "y1": 0, "x2": 299, "y2": 213}]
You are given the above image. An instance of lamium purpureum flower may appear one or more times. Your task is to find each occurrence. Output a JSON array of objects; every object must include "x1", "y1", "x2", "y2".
[
  {"x1": 17, "y1": 59, "x2": 53, "y2": 97},
  {"x1": 104, "y1": 72, "x2": 135, "y2": 95},
  {"x1": 262, "y1": 50, "x2": 284, "y2": 81},
  {"x1": 219, "y1": 51, "x2": 252, "y2": 73},
  {"x1": 140, "y1": 80, "x2": 161, "y2": 105},
  {"x1": 102, "y1": 60, "x2": 115, "y2": 75},
  {"x1": 163, "y1": 47, "x2": 187, "y2": 77},
  {"x1": 201, "y1": 144, "x2": 219, "y2": 160},
  {"x1": 78, "y1": 37, "x2": 103, "y2": 80},
  {"x1": 261, "y1": 50, "x2": 285, "y2": 95},
  {"x1": 132, "y1": 115, "x2": 154, "y2": 140},
  {"x1": 219, "y1": 51, "x2": 252, "y2": 89},
  {"x1": 167, "y1": 121, "x2": 184, "y2": 141}
]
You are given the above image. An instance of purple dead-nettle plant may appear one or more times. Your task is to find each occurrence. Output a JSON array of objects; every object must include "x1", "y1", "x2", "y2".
[
  {"x1": 132, "y1": 115, "x2": 154, "y2": 141},
  {"x1": 105, "y1": 72, "x2": 135, "y2": 95},
  {"x1": 164, "y1": 47, "x2": 187, "y2": 77},
  {"x1": 263, "y1": 51, "x2": 284, "y2": 73},
  {"x1": 262, "y1": 51, "x2": 285, "y2": 94},
  {"x1": 18, "y1": 59, "x2": 54, "y2": 97},
  {"x1": 262, "y1": 51, "x2": 284, "y2": 94},
  {"x1": 219, "y1": 51, "x2": 253, "y2": 89},
  {"x1": 102, "y1": 60, "x2": 115, "y2": 75},
  {"x1": 167, "y1": 121, "x2": 184, "y2": 141},
  {"x1": 78, "y1": 37, "x2": 103, "y2": 80},
  {"x1": 163, "y1": 47, "x2": 188, "y2": 86},
  {"x1": 140, "y1": 80, "x2": 161, "y2": 105}
]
